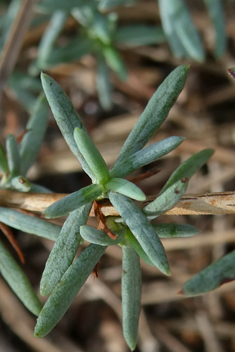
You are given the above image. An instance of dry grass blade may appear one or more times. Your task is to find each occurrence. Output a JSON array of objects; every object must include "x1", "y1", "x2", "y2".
[
  {"x1": 0, "y1": 0, "x2": 38, "y2": 96},
  {"x1": 1, "y1": 190, "x2": 235, "y2": 216}
]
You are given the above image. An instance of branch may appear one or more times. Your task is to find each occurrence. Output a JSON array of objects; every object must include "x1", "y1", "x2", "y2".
[{"x1": 0, "y1": 189, "x2": 235, "y2": 216}]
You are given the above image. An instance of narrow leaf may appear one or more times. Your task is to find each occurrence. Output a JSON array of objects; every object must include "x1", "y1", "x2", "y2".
[
  {"x1": 113, "y1": 65, "x2": 189, "y2": 167},
  {"x1": 110, "y1": 136, "x2": 184, "y2": 178},
  {"x1": 105, "y1": 178, "x2": 146, "y2": 201},
  {"x1": 0, "y1": 207, "x2": 61, "y2": 240},
  {"x1": 103, "y1": 45, "x2": 127, "y2": 81},
  {"x1": 152, "y1": 223, "x2": 199, "y2": 238},
  {"x1": 40, "y1": 204, "x2": 91, "y2": 296},
  {"x1": 6, "y1": 134, "x2": 20, "y2": 177},
  {"x1": 204, "y1": 0, "x2": 226, "y2": 58},
  {"x1": 143, "y1": 178, "x2": 188, "y2": 219},
  {"x1": 0, "y1": 239, "x2": 42, "y2": 316},
  {"x1": 96, "y1": 56, "x2": 112, "y2": 111},
  {"x1": 124, "y1": 228, "x2": 154, "y2": 266},
  {"x1": 80, "y1": 224, "x2": 125, "y2": 246},
  {"x1": 109, "y1": 192, "x2": 170, "y2": 275},
  {"x1": 0, "y1": 143, "x2": 9, "y2": 177},
  {"x1": 43, "y1": 184, "x2": 103, "y2": 219},
  {"x1": 19, "y1": 94, "x2": 49, "y2": 175},
  {"x1": 34, "y1": 244, "x2": 106, "y2": 337},
  {"x1": 122, "y1": 245, "x2": 141, "y2": 350},
  {"x1": 41, "y1": 73, "x2": 95, "y2": 180},
  {"x1": 182, "y1": 251, "x2": 235, "y2": 296},
  {"x1": 74, "y1": 127, "x2": 110, "y2": 185},
  {"x1": 159, "y1": 149, "x2": 214, "y2": 194},
  {"x1": 116, "y1": 25, "x2": 166, "y2": 47}
]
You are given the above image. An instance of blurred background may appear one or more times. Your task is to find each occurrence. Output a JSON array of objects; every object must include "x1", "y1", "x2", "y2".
[{"x1": 1, "y1": 0, "x2": 235, "y2": 351}]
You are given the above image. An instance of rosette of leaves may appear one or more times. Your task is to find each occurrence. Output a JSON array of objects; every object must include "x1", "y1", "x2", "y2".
[
  {"x1": 34, "y1": 65, "x2": 214, "y2": 350},
  {"x1": 0, "y1": 93, "x2": 62, "y2": 316}
]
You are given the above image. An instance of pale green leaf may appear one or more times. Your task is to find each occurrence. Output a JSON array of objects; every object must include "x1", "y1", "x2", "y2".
[
  {"x1": 159, "y1": 149, "x2": 214, "y2": 194},
  {"x1": 96, "y1": 56, "x2": 112, "y2": 111},
  {"x1": 6, "y1": 134, "x2": 20, "y2": 177},
  {"x1": 40, "y1": 73, "x2": 95, "y2": 180},
  {"x1": 113, "y1": 65, "x2": 189, "y2": 167},
  {"x1": 109, "y1": 192, "x2": 170, "y2": 275},
  {"x1": 80, "y1": 224, "x2": 125, "y2": 245},
  {"x1": 43, "y1": 184, "x2": 103, "y2": 219},
  {"x1": 110, "y1": 136, "x2": 184, "y2": 178},
  {"x1": 124, "y1": 228, "x2": 154, "y2": 266},
  {"x1": 103, "y1": 46, "x2": 127, "y2": 81},
  {"x1": 122, "y1": 245, "x2": 141, "y2": 351},
  {"x1": 105, "y1": 178, "x2": 146, "y2": 201},
  {"x1": 143, "y1": 178, "x2": 188, "y2": 219},
  {"x1": 0, "y1": 239, "x2": 42, "y2": 316},
  {"x1": 182, "y1": 251, "x2": 235, "y2": 296},
  {"x1": 20, "y1": 94, "x2": 49, "y2": 175},
  {"x1": 34, "y1": 244, "x2": 106, "y2": 337},
  {"x1": 0, "y1": 207, "x2": 61, "y2": 240},
  {"x1": 152, "y1": 223, "x2": 199, "y2": 238},
  {"x1": 74, "y1": 128, "x2": 110, "y2": 185},
  {"x1": 40, "y1": 204, "x2": 91, "y2": 296}
]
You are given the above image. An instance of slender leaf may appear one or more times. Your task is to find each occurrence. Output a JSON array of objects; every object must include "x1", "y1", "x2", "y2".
[
  {"x1": 103, "y1": 45, "x2": 127, "y2": 81},
  {"x1": 0, "y1": 207, "x2": 61, "y2": 240},
  {"x1": 80, "y1": 224, "x2": 125, "y2": 245},
  {"x1": 159, "y1": 0, "x2": 205, "y2": 62},
  {"x1": 0, "y1": 239, "x2": 42, "y2": 316},
  {"x1": 74, "y1": 128, "x2": 110, "y2": 185},
  {"x1": 109, "y1": 192, "x2": 170, "y2": 275},
  {"x1": 20, "y1": 94, "x2": 49, "y2": 175},
  {"x1": 122, "y1": 245, "x2": 141, "y2": 350},
  {"x1": 40, "y1": 204, "x2": 91, "y2": 296},
  {"x1": 152, "y1": 223, "x2": 199, "y2": 238},
  {"x1": 113, "y1": 65, "x2": 189, "y2": 167},
  {"x1": 159, "y1": 149, "x2": 214, "y2": 194},
  {"x1": 96, "y1": 56, "x2": 112, "y2": 111},
  {"x1": 30, "y1": 10, "x2": 67, "y2": 75},
  {"x1": 105, "y1": 178, "x2": 146, "y2": 201},
  {"x1": 110, "y1": 136, "x2": 184, "y2": 178},
  {"x1": 116, "y1": 25, "x2": 166, "y2": 47},
  {"x1": 143, "y1": 178, "x2": 188, "y2": 219},
  {"x1": 124, "y1": 228, "x2": 154, "y2": 266},
  {"x1": 0, "y1": 143, "x2": 9, "y2": 177},
  {"x1": 182, "y1": 251, "x2": 235, "y2": 296},
  {"x1": 30, "y1": 183, "x2": 53, "y2": 193},
  {"x1": 41, "y1": 73, "x2": 95, "y2": 180},
  {"x1": 43, "y1": 184, "x2": 103, "y2": 219},
  {"x1": 34, "y1": 244, "x2": 106, "y2": 337},
  {"x1": 204, "y1": 0, "x2": 226, "y2": 58},
  {"x1": 158, "y1": 0, "x2": 189, "y2": 58},
  {"x1": 6, "y1": 134, "x2": 20, "y2": 177}
]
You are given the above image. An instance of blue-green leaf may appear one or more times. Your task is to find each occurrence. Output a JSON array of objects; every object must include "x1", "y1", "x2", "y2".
[
  {"x1": 41, "y1": 73, "x2": 95, "y2": 180},
  {"x1": 43, "y1": 184, "x2": 103, "y2": 219},
  {"x1": 103, "y1": 46, "x2": 127, "y2": 81},
  {"x1": 159, "y1": 149, "x2": 214, "y2": 194},
  {"x1": 80, "y1": 224, "x2": 125, "y2": 245},
  {"x1": 122, "y1": 245, "x2": 141, "y2": 351},
  {"x1": 159, "y1": 0, "x2": 205, "y2": 62},
  {"x1": 6, "y1": 134, "x2": 20, "y2": 177},
  {"x1": 19, "y1": 94, "x2": 49, "y2": 175},
  {"x1": 152, "y1": 223, "x2": 199, "y2": 238},
  {"x1": 105, "y1": 178, "x2": 146, "y2": 201},
  {"x1": 0, "y1": 239, "x2": 42, "y2": 316},
  {"x1": 40, "y1": 204, "x2": 91, "y2": 296},
  {"x1": 182, "y1": 251, "x2": 235, "y2": 296},
  {"x1": 34, "y1": 244, "x2": 106, "y2": 337},
  {"x1": 109, "y1": 192, "x2": 170, "y2": 275},
  {"x1": 0, "y1": 207, "x2": 61, "y2": 240},
  {"x1": 113, "y1": 65, "x2": 189, "y2": 167},
  {"x1": 73, "y1": 127, "x2": 110, "y2": 185},
  {"x1": 143, "y1": 178, "x2": 188, "y2": 219},
  {"x1": 0, "y1": 143, "x2": 9, "y2": 178},
  {"x1": 204, "y1": 0, "x2": 226, "y2": 58},
  {"x1": 10, "y1": 176, "x2": 31, "y2": 192},
  {"x1": 116, "y1": 25, "x2": 166, "y2": 47},
  {"x1": 110, "y1": 136, "x2": 184, "y2": 178},
  {"x1": 124, "y1": 228, "x2": 154, "y2": 266}
]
